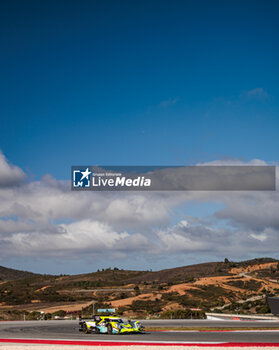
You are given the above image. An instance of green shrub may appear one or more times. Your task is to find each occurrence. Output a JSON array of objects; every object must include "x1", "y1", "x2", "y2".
[{"x1": 160, "y1": 309, "x2": 206, "y2": 319}]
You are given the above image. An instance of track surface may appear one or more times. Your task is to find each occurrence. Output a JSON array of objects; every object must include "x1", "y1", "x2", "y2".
[{"x1": 0, "y1": 320, "x2": 279, "y2": 343}]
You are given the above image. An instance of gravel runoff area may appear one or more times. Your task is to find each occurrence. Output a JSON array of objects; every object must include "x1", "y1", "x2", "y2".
[{"x1": 1, "y1": 346, "x2": 279, "y2": 350}]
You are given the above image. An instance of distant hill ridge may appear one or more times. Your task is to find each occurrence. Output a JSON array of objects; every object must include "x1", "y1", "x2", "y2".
[
  {"x1": 0, "y1": 265, "x2": 40, "y2": 281},
  {"x1": 0, "y1": 257, "x2": 277, "y2": 283},
  {"x1": 125, "y1": 258, "x2": 278, "y2": 283}
]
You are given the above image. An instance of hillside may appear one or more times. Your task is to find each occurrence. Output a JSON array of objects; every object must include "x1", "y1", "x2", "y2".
[
  {"x1": 126, "y1": 262, "x2": 227, "y2": 283},
  {"x1": 126, "y1": 258, "x2": 278, "y2": 283},
  {"x1": 0, "y1": 257, "x2": 279, "y2": 320},
  {"x1": 0, "y1": 265, "x2": 40, "y2": 282}
]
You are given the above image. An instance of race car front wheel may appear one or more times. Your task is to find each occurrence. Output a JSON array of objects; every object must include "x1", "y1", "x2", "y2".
[{"x1": 83, "y1": 323, "x2": 88, "y2": 334}]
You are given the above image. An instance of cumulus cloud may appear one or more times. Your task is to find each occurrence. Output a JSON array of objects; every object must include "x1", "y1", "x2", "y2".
[
  {"x1": 1, "y1": 219, "x2": 149, "y2": 258},
  {"x1": 0, "y1": 219, "x2": 35, "y2": 236},
  {"x1": 156, "y1": 218, "x2": 279, "y2": 259},
  {"x1": 157, "y1": 220, "x2": 231, "y2": 253},
  {"x1": 0, "y1": 152, "x2": 26, "y2": 187},
  {"x1": 196, "y1": 158, "x2": 268, "y2": 166},
  {"x1": 214, "y1": 191, "x2": 279, "y2": 231},
  {"x1": 0, "y1": 152, "x2": 278, "y2": 267}
]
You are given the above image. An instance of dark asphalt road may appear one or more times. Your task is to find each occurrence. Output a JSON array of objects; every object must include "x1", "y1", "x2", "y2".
[{"x1": 0, "y1": 320, "x2": 279, "y2": 343}]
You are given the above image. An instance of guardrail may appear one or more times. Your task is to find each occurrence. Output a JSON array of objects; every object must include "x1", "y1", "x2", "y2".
[{"x1": 206, "y1": 312, "x2": 279, "y2": 320}]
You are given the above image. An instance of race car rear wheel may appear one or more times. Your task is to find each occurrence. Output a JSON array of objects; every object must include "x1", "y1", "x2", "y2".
[{"x1": 107, "y1": 323, "x2": 113, "y2": 334}]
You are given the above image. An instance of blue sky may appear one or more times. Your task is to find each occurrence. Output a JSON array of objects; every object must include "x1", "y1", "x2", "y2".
[
  {"x1": 1, "y1": 0, "x2": 279, "y2": 179},
  {"x1": 0, "y1": 1, "x2": 279, "y2": 273}
]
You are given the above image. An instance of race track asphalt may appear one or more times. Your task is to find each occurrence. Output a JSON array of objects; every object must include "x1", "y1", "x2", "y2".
[{"x1": 0, "y1": 320, "x2": 279, "y2": 343}]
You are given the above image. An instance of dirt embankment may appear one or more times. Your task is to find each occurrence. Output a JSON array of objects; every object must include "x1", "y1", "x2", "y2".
[
  {"x1": 230, "y1": 262, "x2": 278, "y2": 275},
  {"x1": 111, "y1": 293, "x2": 162, "y2": 308}
]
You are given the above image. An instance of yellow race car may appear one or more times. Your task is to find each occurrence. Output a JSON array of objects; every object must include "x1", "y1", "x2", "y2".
[{"x1": 79, "y1": 315, "x2": 144, "y2": 334}]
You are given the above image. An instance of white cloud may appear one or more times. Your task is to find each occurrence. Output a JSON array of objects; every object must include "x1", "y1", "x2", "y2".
[
  {"x1": 157, "y1": 220, "x2": 230, "y2": 253},
  {"x1": 1, "y1": 219, "x2": 149, "y2": 258},
  {"x1": 196, "y1": 158, "x2": 268, "y2": 166},
  {"x1": 250, "y1": 232, "x2": 267, "y2": 242},
  {"x1": 241, "y1": 88, "x2": 268, "y2": 100},
  {"x1": 0, "y1": 219, "x2": 35, "y2": 236},
  {"x1": 159, "y1": 97, "x2": 180, "y2": 108},
  {"x1": 0, "y1": 152, "x2": 278, "y2": 266},
  {"x1": 0, "y1": 152, "x2": 26, "y2": 187}
]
